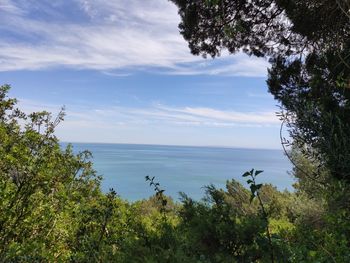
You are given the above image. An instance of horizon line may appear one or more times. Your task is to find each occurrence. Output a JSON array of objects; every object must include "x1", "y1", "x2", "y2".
[{"x1": 60, "y1": 140, "x2": 283, "y2": 151}]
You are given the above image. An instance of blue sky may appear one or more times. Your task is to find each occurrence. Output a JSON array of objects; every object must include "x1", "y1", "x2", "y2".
[{"x1": 0, "y1": 0, "x2": 283, "y2": 149}]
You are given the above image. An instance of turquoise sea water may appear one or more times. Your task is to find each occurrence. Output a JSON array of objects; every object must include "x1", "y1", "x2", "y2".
[{"x1": 67, "y1": 143, "x2": 294, "y2": 201}]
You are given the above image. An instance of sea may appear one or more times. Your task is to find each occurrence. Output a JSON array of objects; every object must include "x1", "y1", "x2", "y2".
[{"x1": 65, "y1": 143, "x2": 294, "y2": 202}]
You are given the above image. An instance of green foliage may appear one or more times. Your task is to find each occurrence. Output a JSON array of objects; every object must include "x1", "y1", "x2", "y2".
[
  {"x1": 243, "y1": 169, "x2": 275, "y2": 262},
  {"x1": 0, "y1": 84, "x2": 116, "y2": 261},
  {"x1": 170, "y1": 0, "x2": 349, "y2": 58},
  {"x1": 170, "y1": 0, "x2": 350, "y2": 186},
  {"x1": 1, "y1": 84, "x2": 350, "y2": 262},
  {"x1": 167, "y1": 3, "x2": 350, "y2": 260},
  {"x1": 178, "y1": 185, "x2": 271, "y2": 262}
]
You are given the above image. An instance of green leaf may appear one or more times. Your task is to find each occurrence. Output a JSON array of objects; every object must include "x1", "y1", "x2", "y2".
[
  {"x1": 246, "y1": 179, "x2": 253, "y2": 184},
  {"x1": 242, "y1": 171, "x2": 250, "y2": 177},
  {"x1": 255, "y1": 184, "x2": 263, "y2": 190},
  {"x1": 255, "y1": 170, "x2": 264, "y2": 176},
  {"x1": 250, "y1": 184, "x2": 257, "y2": 194}
]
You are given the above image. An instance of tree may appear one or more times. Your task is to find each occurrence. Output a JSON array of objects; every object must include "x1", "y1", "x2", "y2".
[
  {"x1": 2, "y1": 83, "x2": 349, "y2": 261},
  {"x1": 170, "y1": 0, "x2": 350, "y2": 185},
  {"x1": 0, "y1": 84, "x2": 119, "y2": 261}
]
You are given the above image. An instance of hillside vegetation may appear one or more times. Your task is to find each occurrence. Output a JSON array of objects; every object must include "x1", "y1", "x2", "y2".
[{"x1": 1, "y1": 84, "x2": 349, "y2": 262}]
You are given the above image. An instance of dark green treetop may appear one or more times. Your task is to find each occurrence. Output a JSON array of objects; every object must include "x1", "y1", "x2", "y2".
[
  {"x1": 170, "y1": 0, "x2": 349, "y2": 58},
  {"x1": 170, "y1": 0, "x2": 350, "y2": 183}
]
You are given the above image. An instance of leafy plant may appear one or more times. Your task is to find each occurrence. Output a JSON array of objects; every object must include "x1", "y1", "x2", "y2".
[{"x1": 244, "y1": 169, "x2": 275, "y2": 263}]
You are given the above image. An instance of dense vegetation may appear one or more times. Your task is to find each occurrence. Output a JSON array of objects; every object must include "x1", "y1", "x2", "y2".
[
  {"x1": 170, "y1": 0, "x2": 350, "y2": 185},
  {"x1": 1, "y1": 83, "x2": 349, "y2": 262},
  {"x1": 1, "y1": 0, "x2": 350, "y2": 261}
]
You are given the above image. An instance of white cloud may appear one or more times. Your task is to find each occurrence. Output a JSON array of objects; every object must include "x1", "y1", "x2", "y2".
[
  {"x1": 0, "y1": 0, "x2": 23, "y2": 14},
  {"x1": 158, "y1": 105, "x2": 279, "y2": 124},
  {"x1": 0, "y1": 0, "x2": 269, "y2": 76},
  {"x1": 17, "y1": 98, "x2": 279, "y2": 129},
  {"x1": 15, "y1": 98, "x2": 281, "y2": 148}
]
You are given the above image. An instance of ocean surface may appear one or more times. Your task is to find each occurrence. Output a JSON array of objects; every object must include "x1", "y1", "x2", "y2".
[{"x1": 66, "y1": 143, "x2": 294, "y2": 201}]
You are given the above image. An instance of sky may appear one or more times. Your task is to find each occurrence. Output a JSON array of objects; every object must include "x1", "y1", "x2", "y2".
[{"x1": 0, "y1": 0, "x2": 284, "y2": 149}]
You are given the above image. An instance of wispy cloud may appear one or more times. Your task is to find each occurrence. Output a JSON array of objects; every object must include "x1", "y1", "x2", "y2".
[
  {"x1": 156, "y1": 105, "x2": 279, "y2": 125},
  {"x1": 0, "y1": 0, "x2": 269, "y2": 76},
  {"x1": 0, "y1": 0, "x2": 22, "y2": 14},
  {"x1": 15, "y1": 98, "x2": 281, "y2": 148},
  {"x1": 17, "y1": 98, "x2": 279, "y2": 129}
]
